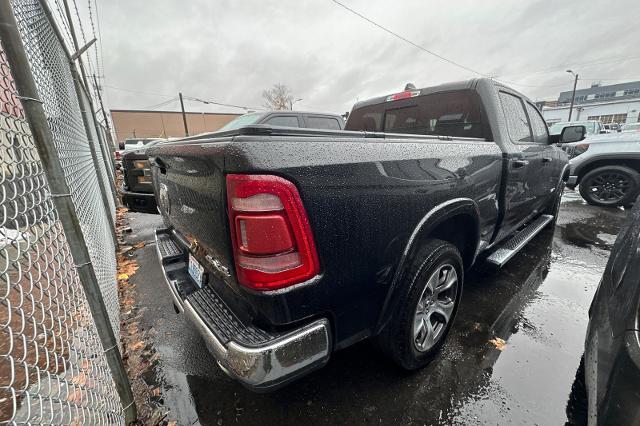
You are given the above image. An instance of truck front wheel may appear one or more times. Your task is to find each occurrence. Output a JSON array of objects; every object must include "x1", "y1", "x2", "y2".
[
  {"x1": 378, "y1": 239, "x2": 463, "y2": 370},
  {"x1": 545, "y1": 180, "x2": 565, "y2": 225},
  {"x1": 579, "y1": 165, "x2": 640, "y2": 207}
]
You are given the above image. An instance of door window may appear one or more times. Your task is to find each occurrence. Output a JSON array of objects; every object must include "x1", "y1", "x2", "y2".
[
  {"x1": 525, "y1": 103, "x2": 549, "y2": 144},
  {"x1": 499, "y1": 92, "x2": 532, "y2": 142}
]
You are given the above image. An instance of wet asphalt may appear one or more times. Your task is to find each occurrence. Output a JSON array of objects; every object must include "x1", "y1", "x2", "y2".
[{"x1": 124, "y1": 188, "x2": 627, "y2": 425}]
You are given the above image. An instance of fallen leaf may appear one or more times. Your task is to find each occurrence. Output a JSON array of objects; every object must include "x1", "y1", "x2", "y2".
[
  {"x1": 489, "y1": 337, "x2": 507, "y2": 351},
  {"x1": 130, "y1": 341, "x2": 145, "y2": 351},
  {"x1": 134, "y1": 242, "x2": 145, "y2": 249},
  {"x1": 167, "y1": 421, "x2": 177, "y2": 426},
  {"x1": 151, "y1": 387, "x2": 161, "y2": 397},
  {"x1": 117, "y1": 273, "x2": 129, "y2": 280}
]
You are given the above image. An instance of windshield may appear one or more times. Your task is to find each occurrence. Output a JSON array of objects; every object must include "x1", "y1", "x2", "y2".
[
  {"x1": 549, "y1": 121, "x2": 596, "y2": 135},
  {"x1": 124, "y1": 139, "x2": 156, "y2": 150},
  {"x1": 218, "y1": 112, "x2": 265, "y2": 132}
]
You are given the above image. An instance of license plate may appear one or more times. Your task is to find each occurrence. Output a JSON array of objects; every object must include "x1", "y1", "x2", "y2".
[{"x1": 188, "y1": 254, "x2": 205, "y2": 288}]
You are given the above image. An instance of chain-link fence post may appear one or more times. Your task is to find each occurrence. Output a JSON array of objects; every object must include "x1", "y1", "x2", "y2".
[
  {"x1": 72, "y1": 70, "x2": 116, "y2": 232},
  {"x1": 0, "y1": 2, "x2": 137, "y2": 423},
  {"x1": 60, "y1": 0, "x2": 117, "y2": 232},
  {"x1": 87, "y1": 91, "x2": 117, "y2": 207}
]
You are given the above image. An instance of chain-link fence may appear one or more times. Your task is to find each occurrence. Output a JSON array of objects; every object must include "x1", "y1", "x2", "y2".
[{"x1": 0, "y1": 0, "x2": 132, "y2": 423}]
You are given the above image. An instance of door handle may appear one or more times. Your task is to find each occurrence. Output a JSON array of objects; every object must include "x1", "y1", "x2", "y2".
[
  {"x1": 511, "y1": 159, "x2": 529, "y2": 169},
  {"x1": 542, "y1": 157, "x2": 553, "y2": 163}
]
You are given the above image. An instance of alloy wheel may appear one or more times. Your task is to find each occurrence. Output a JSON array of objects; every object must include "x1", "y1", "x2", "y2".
[
  {"x1": 587, "y1": 172, "x2": 631, "y2": 203},
  {"x1": 413, "y1": 263, "x2": 458, "y2": 352}
]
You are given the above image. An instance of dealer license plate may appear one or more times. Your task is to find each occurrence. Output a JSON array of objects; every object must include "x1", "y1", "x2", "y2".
[{"x1": 188, "y1": 254, "x2": 205, "y2": 288}]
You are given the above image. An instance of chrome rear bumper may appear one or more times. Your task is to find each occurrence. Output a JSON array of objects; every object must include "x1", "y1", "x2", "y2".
[{"x1": 154, "y1": 229, "x2": 331, "y2": 391}]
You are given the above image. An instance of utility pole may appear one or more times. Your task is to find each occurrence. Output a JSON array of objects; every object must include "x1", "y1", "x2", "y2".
[
  {"x1": 179, "y1": 92, "x2": 189, "y2": 136},
  {"x1": 567, "y1": 70, "x2": 579, "y2": 122}
]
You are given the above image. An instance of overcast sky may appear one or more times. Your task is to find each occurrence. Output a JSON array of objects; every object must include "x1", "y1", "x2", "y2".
[{"x1": 89, "y1": 0, "x2": 640, "y2": 115}]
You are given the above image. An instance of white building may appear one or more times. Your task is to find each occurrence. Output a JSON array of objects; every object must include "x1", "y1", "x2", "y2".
[{"x1": 541, "y1": 81, "x2": 640, "y2": 125}]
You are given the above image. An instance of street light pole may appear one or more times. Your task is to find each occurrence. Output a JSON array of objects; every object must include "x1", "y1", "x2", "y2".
[
  {"x1": 567, "y1": 70, "x2": 579, "y2": 122},
  {"x1": 290, "y1": 98, "x2": 303, "y2": 110}
]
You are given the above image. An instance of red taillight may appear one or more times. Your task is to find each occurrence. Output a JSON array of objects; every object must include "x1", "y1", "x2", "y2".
[
  {"x1": 226, "y1": 174, "x2": 320, "y2": 290},
  {"x1": 385, "y1": 90, "x2": 421, "y2": 102}
]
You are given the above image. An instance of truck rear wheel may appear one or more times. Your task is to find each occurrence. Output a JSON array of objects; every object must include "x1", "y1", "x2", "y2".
[
  {"x1": 378, "y1": 239, "x2": 463, "y2": 370},
  {"x1": 579, "y1": 165, "x2": 640, "y2": 207}
]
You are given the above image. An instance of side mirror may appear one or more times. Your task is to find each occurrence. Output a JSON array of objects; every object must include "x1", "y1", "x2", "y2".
[{"x1": 560, "y1": 125, "x2": 586, "y2": 143}]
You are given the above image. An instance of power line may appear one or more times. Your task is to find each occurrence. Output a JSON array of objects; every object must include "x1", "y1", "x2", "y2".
[
  {"x1": 330, "y1": 1, "x2": 564, "y2": 89},
  {"x1": 496, "y1": 54, "x2": 640, "y2": 80},
  {"x1": 139, "y1": 96, "x2": 178, "y2": 111},
  {"x1": 579, "y1": 77, "x2": 640, "y2": 81},
  {"x1": 184, "y1": 96, "x2": 262, "y2": 111},
  {"x1": 495, "y1": 79, "x2": 571, "y2": 89},
  {"x1": 330, "y1": 0, "x2": 637, "y2": 90},
  {"x1": 105, "y1": 85, "x2": 261, "y2": 111},
  {"x1": 104, "y1": 85, "x2": 175, "y2": 97},
  {"x1": 330, "y1": 0, "x2": 490, "y2": 78}
]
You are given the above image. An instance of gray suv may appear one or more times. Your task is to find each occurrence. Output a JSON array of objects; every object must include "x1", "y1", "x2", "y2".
[{"x1": 562, "y1": 131, "x2": 640, "y2": 207}]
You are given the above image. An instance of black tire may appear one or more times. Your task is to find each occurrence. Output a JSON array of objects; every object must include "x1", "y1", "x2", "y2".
[
  {"x1": 545, "y1": 180, "x2": 566, "y2": 225},
  {"x1": 377, "y1": 239, "x2": 463, "y2": 370},
  {"x1": 579, "y1": 165, "x2": 640, "y2": 207},
  {"x1": 565, "y1": 356, "x2": 588, "y2": 425}
]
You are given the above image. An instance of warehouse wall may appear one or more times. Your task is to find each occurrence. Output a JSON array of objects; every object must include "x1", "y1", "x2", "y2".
[
  {"x1": 542, "y1": 99, "x2": 640, "y2": 125},
  {"x1": 111, "y1": 109, "x2": 241, "y2": 143}
]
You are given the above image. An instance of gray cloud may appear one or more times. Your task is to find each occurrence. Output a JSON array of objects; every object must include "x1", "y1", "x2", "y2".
[{"x1": 92, "y1": 0, "x2": 640, "y2": 115}]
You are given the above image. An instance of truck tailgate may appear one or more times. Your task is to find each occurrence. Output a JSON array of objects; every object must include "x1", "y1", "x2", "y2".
[{"x1": 150, "y1": 141, "x2": 237, "y2": 289}]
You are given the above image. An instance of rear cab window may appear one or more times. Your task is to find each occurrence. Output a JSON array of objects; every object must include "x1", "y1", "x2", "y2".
[{"x1": 345, "y1": 90, "x2": 490, "y2": 139}]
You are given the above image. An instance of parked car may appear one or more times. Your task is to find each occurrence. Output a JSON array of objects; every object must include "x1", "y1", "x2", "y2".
[
  {"x1": 620, "y1": 122, "x2": 640, "y2": 133},
  {"x1": 549, "y1": 120, "x2": 604, "y2": 137},
  {"x1": 119, "y1": 139, "x2": 164, "y2": 213},
  {"x1": 148, "y1": 78, "x2": 578, "y2": 391},
  {"x1": 215, "y1": 110, "x2": 345, "y2": 132},
  {"x1": 562, "y1": 131, "x2": 640, "y2": 207},
  {"x1": 582, "y1": 197, "x2": 640, "y2": 423}
]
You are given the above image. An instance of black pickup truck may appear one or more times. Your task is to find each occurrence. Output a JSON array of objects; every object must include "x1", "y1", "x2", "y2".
[
  {"x1": 120, "y1": 140, "x2": 163, "y2": 213},
  {"x1": 149, "y1": 78, "x2": 584, "y2": 391}
]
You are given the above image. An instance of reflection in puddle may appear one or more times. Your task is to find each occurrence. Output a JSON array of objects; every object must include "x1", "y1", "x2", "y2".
[{"x1": 561, "y1": 214, "x2": 622, "y2": 249}]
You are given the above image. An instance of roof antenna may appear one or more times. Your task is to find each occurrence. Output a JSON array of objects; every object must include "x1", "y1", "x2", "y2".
[{"x1": 404, "y1": 83, "x2": 416, "y2": 91}]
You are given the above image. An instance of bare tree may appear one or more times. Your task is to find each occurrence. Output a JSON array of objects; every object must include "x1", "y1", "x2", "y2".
[{"x1": 262, "y1": 84, "x2": 294, "y2": 110}]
